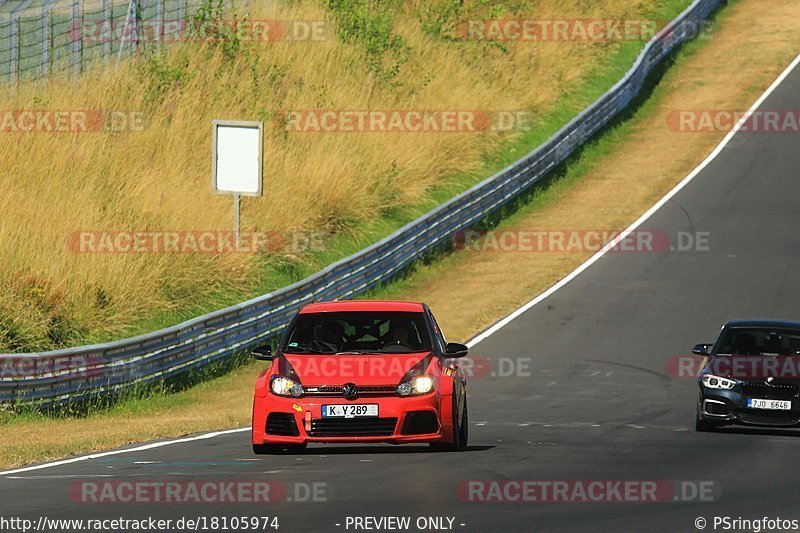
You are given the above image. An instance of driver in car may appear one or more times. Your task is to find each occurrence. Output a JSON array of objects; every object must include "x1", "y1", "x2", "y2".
[
  {"x1": 313, "y1": 320, "x2": 344, "y2": 353},
  {"x1": 385, "y1": 319, "x2": 419, "y2": 350}
]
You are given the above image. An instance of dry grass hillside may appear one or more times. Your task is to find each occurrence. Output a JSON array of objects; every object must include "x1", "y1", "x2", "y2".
[{"x1": 0, "y1": 0, "x2": 674, "y2": 351}]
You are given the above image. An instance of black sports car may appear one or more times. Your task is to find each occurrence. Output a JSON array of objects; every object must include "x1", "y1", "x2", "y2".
[{"x1": 695, "y1": 319, "x2": 800, "y2": 431}]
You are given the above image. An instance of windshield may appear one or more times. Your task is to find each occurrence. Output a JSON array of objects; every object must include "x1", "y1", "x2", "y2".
[
  {"x1": 716, "y1": 327, "x2": 800, "y2": 356},
  {"x1": 282, "y1": 311, "x2": 432, "y2": 354}
]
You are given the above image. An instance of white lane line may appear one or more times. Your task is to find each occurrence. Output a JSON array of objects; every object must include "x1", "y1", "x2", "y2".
[
  {"x1": 0, "y1": 427, "x2": 249, "y2": 477},
  {"x1": 6, "y1": 474, "x2": 114, "y2": 479},
  {"x1": 467, "y1": 52, "x2": 800, "y2": 349},
  {"x1": 3, "y1": 54, "x2": 798, "y2": 480}
]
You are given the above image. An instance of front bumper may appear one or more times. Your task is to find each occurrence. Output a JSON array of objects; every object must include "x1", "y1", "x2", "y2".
[
  {"x1": 253, "y1": 392, "x2": 447, "y2": 445},
  {"x1": 698, "y1": 387, "x2": 800, "y2": 427}
]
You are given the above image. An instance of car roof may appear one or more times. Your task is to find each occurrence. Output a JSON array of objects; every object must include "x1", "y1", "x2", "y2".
[
  {"x1": 298, "y1": 300, "x2": 425, "y2": 314},
  {"x1": 725, "y1": 319, "x2": 800, "y2": 329}
]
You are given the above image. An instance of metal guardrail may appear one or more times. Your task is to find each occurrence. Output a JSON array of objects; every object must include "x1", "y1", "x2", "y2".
[{"x1": 0, "y1": 0, "x2": 722, "y2": 405}]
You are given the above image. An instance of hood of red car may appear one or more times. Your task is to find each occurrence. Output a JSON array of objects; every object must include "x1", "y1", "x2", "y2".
[{"x1": 282, "y1": 351, "x2": 431, "y2": 386}]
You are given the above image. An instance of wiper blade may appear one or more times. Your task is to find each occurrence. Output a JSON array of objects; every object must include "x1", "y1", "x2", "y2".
[{"x1": 335, "y1": 351, "x2": 377, "y2": 355}]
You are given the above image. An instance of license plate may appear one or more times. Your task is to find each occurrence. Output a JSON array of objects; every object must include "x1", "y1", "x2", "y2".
[
  {"x1": 747, "y1": 398, "x2": 792, "y2": 410},
  {"x1": 322, "y1": 404, "x2": 378, "y2": 418}
]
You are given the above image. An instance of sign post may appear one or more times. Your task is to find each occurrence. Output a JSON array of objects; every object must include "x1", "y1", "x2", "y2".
[
  {"x1": 211, "y1": 120, "x2": 264, "y2": 243},
  {"x1": 233, "y1": 192, "x2": 240, "y2": 239}
]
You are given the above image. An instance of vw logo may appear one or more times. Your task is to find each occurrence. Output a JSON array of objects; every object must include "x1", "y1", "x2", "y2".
[{"x1": 342, "y1": 383, "x2": 358, "y2": 400}]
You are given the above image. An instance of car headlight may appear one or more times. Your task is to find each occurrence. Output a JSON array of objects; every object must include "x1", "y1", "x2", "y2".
[
  {"x1": 271, "y1": 376, "x2": 304, "y2": 397},
  {"x1": 701, "y1": 374, "x2": 736, "y2": 390},
  {"x1": 397, "y1": 374, "x2": 435, "y2": 396}
]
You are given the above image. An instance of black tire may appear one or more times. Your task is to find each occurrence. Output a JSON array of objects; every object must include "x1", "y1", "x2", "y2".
[
  {"x1": 252, "y1": 442, "x2": 307, "y2": 455},
  {"x1": 695, "y1": 411, "x2": 717, "y2": 432},
  {"x1": 458, "y1": 398, "x2": 468, "y2": 447},
  {"x1": 431, "y1": 392, "x2": 468, "y2": 451}
]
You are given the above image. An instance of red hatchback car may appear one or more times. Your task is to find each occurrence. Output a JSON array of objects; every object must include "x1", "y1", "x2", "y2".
[{"x1": 251, "y1": 300, "x2": 469, "y2": 453}]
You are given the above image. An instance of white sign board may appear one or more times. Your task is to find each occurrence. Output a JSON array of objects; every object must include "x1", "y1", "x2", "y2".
[{"x1": 212, "y1": 120, "x2": 263, "y2": 196}]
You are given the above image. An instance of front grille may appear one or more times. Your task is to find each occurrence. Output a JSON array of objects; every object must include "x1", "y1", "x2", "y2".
[
  {"x1": 741, "y1": 380, "x2": 798, "y2": 400},
  {"x1": 357, "y1": 385, "x2": 399, "y2": 394},
  {"x1": 736, "y1": 410, "x2": 800, "y2": 426},
  {"x1": 304, "y1": 385, "x2": 397, "y2": 397},
  {"x1": 266, "y1": 412, "x2": 300, "y2": 436},
  {"x1": 401, "y1": 411, "x2": 439, "y2": 435},
  {"x1": 309, "y1": 417, "x2": 398, "y2": 437}
]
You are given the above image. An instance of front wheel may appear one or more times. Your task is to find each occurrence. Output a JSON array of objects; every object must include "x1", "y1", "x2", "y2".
[
  {"x1": 431, "y1": 394, "x2": 468, "y2": 451},
  {"x1": 695, "y1": 411, "x2": 717, "y2": 432}
]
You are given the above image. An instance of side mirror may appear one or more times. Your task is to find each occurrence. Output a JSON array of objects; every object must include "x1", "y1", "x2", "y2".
[
  {"x1": 692, "y1": 343, "x2": 712, "y2": 356},
  {"x1": 445, "y1": 342, "x2": 469, "y2": 358},
  {"x1": 252, "y1": 344, "x2": 274, "y2": 361}
]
